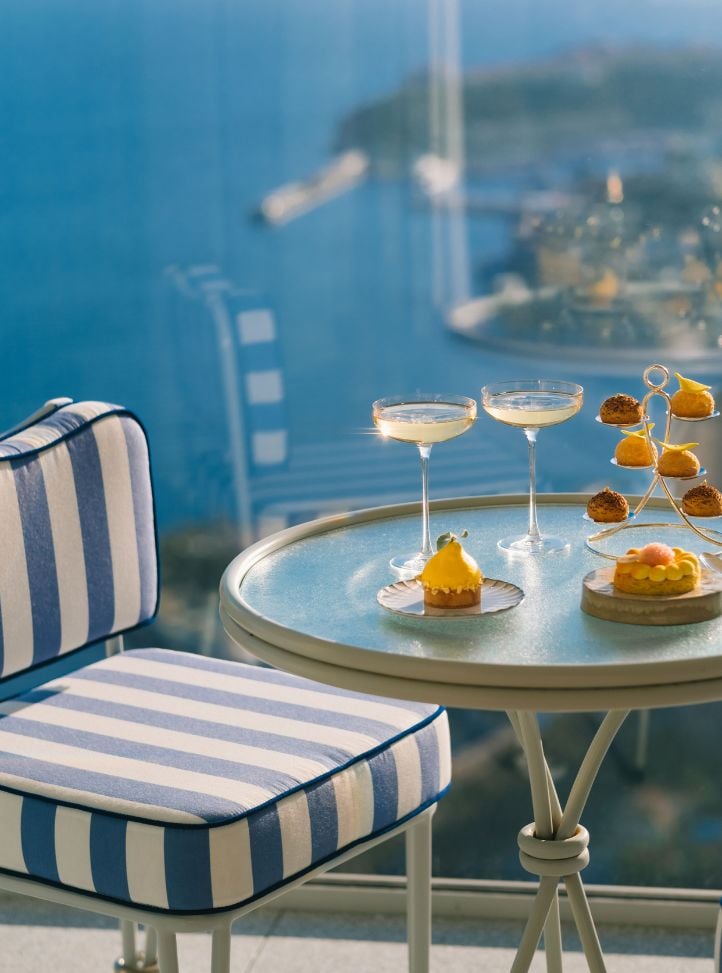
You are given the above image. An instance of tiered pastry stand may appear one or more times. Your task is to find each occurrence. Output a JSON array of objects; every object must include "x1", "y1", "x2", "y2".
[{"x1": 586, "y1": 363, "x2": 722, "y2": 559}]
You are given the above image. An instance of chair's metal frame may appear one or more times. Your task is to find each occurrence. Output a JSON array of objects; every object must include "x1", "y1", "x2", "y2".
[
  {"x1": 0, "y1": 803, "x2": 435, "y2": 973},
  {"x1": 0, "y1": 633, "x2": 436, "y2": 973}
]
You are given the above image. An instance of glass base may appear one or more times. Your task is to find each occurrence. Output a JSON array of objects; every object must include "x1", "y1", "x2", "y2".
[
  {"x1": 389, "y1": 551, "x2": 433, "y2": 579},
  {"x1": 498, "y1": 533, "x2": 570, "y2": 556}
]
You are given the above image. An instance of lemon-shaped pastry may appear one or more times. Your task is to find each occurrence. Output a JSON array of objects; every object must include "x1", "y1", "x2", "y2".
[
  {"x1": 655, "y1": 440, "x2": 701, "y2": 478},
  {"x1": 614, "y1": 543, "x2": 700, "y2": 596},
  {"x1": 671, "y1": 373, "x2": 715, "y2": 418},
  {"x1": 420, "y1": 532, "x2": 483, "y2": 608},
  {"x1": 614, "y1": 425, "x2": 656, "y2": 467}
]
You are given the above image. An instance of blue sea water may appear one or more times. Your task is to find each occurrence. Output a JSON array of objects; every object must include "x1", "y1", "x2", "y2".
[{"x1": 4, "y1": 0, "x2": 722, "y2": 527}]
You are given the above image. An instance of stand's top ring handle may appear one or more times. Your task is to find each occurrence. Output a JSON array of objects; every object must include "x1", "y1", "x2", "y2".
[{"x1": 643, "y1": 363, "x2": 670, "y2": 390}]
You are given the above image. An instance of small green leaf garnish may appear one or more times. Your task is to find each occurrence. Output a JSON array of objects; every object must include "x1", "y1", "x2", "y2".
[{"x1": 436, "y1": 529, "x2": 468, "y2": 551}]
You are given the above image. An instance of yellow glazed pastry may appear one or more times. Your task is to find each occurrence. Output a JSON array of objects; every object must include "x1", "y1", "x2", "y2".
[
  {"x1": 586, "y1": 487, "x2": 628, "y2": 523},
  {"x1": 599, "y1": 393, "x2": 644, "y2": 425},
  {"x1": 614, "y1": 426, "x2": 657, "y2": 467},
  {"x1": 656, "y1": 441, "x2": 700, "y2": 478},
  {"x1": 613, "y1": 543, "x2": 701, "y2": 596},
  {"x1": 671, "y1": 373, "x2": 715, "y2": 419},
  {"x1": 682, "y1": 482, "x2": 722, "y2": 517},
  {"x1": 420, "y1": 532, "x2": 483, "y2": 608}
]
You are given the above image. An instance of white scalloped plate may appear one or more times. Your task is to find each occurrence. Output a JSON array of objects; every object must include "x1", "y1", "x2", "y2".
[{"x1": 377, "y1": 578, "x2": 524, "y2": 618}]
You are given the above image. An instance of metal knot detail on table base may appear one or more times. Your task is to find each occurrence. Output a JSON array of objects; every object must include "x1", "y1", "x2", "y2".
[
  {"x1": 517, "y1": 822, "x2": 590, "y2": 878},
  {"x1": 507, "y1": 709, "x2": 629, "y2": 973}
]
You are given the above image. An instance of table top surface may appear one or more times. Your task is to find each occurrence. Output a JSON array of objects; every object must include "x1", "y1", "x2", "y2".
[{"x1": 219, "y1": 495, "x2": 722, "y2": 711}]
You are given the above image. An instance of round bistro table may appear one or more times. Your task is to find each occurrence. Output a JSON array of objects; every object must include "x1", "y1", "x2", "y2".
[{"x1": 219, "y1": 494, "x2": 722, "y2": 973}]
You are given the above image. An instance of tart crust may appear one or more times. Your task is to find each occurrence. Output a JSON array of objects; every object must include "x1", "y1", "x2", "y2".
[{"x1": 423, "y1": 586, "x2": 481, "y2": 608}]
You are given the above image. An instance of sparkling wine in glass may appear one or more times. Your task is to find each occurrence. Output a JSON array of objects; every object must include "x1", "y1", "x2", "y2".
[
  {"x1": 481, "y1": 379, "x2": 583, "y2": 555},
  {"x1": 372, "y1": 393, "x2": 477, "y2": 576}
]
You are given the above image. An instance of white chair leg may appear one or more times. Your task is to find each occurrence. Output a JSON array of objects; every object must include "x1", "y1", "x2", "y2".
[
  {"x1": 115, "y1": 920, "x2": 138, "y2": 970},
  {"x1": 211, "y1": 925, "x2": 232, "y2": 973},
  {"x1": 406, "y1": 810, "x2": 433, "y2": 973},
  {"x1": 145, "y1": 927, "x2": 159, "y2": 968},
  {"x1": 157, "y1": 930, "x2": 179, "y2": 973},
  {"x1": 714, "y1": 906, "x2": 722, "y2": 973},
  {"x1": 115, "y1": 921, "x2": 160, "y2": 972}
]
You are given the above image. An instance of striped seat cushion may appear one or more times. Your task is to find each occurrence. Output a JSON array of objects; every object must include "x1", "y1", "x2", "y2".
[{"x1": 0, "y1": 648, "x2": 450, "y2": 914}]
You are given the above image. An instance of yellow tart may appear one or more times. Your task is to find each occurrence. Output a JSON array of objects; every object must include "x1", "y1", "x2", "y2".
[
  {"x1": 613, "y1": 544, "x2": 700, "y2": 596},
  {"x1": 420, "y1": 533, "x2": 483, "y2": 608}
]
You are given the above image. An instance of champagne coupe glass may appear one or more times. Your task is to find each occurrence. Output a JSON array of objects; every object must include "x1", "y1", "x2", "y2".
[
  {"x1": 481, "y1": 379, "x2": 583, "y2": 555},
  {"x1": 372, "y1": 393, "x2": 477, "y2": 576}
]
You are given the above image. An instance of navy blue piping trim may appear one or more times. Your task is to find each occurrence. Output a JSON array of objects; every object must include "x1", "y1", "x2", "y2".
[
  {"x1": 0, "y1": 617, "x2": 156, "y2": 690},
  {"x1": 0, "y1": 700, "x2": 446, "y2": 830},
  {"x1": 0, "y1": 406, "x2": 130, "y2": 463},
  {"x1": 0, "y1": 400, "x2": 70, "y2": 443},
  {"x1": 0, "y1": 786, "x2": 449, "y2": 917},
  {"x1": 0, "y1": 406, "x2": 162, "y2": 678}
]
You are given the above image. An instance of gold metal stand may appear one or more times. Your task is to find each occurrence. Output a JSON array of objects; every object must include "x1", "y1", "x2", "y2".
[{"x1": 586, "y1": 363, "x2": 722, "y2": 559}]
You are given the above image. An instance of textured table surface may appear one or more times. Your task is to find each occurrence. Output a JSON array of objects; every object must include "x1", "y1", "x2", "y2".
[{"x1": 221, "y1": 495, "x2": 722, "y2": 705}]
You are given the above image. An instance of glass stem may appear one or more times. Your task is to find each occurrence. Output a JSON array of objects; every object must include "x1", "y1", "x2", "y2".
[
  {"x1": 418, "y1": 444, "x2": 433, "y2": 558},
  {"x1": 524, "y1": 428, "x2": 542, "y2": 544}
]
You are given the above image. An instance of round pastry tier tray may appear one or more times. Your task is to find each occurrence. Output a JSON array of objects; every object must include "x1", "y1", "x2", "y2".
[{"x1": 581, "y1": 566, "x2": 722, "y2": 626}]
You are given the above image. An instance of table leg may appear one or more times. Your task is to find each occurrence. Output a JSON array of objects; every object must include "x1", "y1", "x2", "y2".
[
  {"x1": 543, "y1": 892, "x2": 563, "y2": 973},
  {"x1": 507, "y1": 709, "x2": 630, "y2": 973}
]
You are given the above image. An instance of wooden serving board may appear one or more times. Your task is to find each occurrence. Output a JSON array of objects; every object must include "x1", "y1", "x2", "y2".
[{"x1": 581, "y1": 567, "x2": 722, "y2": 626}]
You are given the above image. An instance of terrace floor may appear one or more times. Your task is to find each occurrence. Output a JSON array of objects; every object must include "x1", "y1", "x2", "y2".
[{"x1": 2, "y1": 893, "x2": 714, "y2": 973}]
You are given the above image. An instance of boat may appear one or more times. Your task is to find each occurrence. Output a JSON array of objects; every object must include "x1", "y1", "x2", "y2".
[{"x1": 256, "y1": 150, "x2": 369, "y2": 225}]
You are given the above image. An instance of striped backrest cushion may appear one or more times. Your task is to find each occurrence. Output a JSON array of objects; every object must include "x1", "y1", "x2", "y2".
[{"x1": 0, "y1": 401, "x2": 158, "y2": 679}]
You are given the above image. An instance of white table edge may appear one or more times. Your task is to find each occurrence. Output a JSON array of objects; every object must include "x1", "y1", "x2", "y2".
[{"x1": 219, "y1": 493, "x2": 722, "y2": 707}]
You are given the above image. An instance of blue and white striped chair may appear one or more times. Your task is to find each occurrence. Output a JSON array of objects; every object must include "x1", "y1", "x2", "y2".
[{"x1": 0, "y1": 398, "x2": 451, "y2": 973}]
